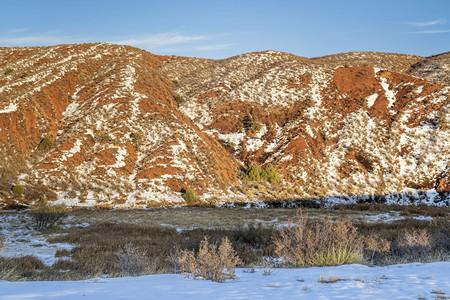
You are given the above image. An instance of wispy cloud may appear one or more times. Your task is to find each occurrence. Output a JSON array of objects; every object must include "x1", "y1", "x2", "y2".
[
  {"x1": 115, "y1": 32, "x2": 207, "y2": 49},
  {"x1": 195, "y1": 43, "x2": 233, "y2": 51},
  {"x1": 0, "y1": 31, "x2": 230, "y2": 55},
  {"x1": 9, "y1": 28, "x2": 28, "y2": 34},
  {"x1": 412, "y1": 29, "x2": 450, "y2": 34},
  {"x1": 0, "y1": 34, "x2": 84, "y2": 46},
  {"x1": 406, "y1": 19, "x2": 447, "y2": 27}
]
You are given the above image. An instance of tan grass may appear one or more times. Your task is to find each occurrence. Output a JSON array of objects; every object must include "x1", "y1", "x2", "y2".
[
  {"x1": 318, "y1": 275, "x2": 345, "y2": 283},
  {"x1": 274, "y1": 209, "x2": 364, "y2": 267}
]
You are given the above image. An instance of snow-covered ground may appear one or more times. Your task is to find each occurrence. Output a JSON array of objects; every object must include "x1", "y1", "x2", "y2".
[{"x1": 0, "y1": 262, "x2": 448, "y2": 299}]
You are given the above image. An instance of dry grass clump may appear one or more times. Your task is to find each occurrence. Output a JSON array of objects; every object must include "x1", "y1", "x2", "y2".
[
  {"x1": 0, "y1": 237, "x2": 6, "y2": 253},
  {"x1": 274, "y1": 210, "x2": 364, "y2": 267},
  {"x1": 168, "y1": 237, "x2": 241, "y2": 282},
  {"x1": 0, "y1": 256, "x2": 45, "y2": 280},
  {"x1": 357, "y1": 219, "x2": 449, "y2": 264},
  {"x1": 318, "y1": 275, "x2": 345, "y2": 283}
]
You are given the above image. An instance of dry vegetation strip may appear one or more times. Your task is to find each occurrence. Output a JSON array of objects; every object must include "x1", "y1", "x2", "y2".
[{"x1": 0, "y1": 208, "x2": 448, "y2": 281}]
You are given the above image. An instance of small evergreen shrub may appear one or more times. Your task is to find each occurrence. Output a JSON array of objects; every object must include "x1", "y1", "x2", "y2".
[
  {"x1": 130, "y1": 132, "x2": 142, "y2": 144},
  {"x1": 183, "y1": 188, "x2": 196, "y2": 204},
  {"x1": 12, "y1": 185, "x2": 24, "y2": 195},
  {"x1": 261, "y1": 163, "x2": 281, "y2": 184},
  {"x1": 174, "y1": 94, "x2": 184, "y2": 104},
  {"x1": 37, "y1": 137, "x2": 54, "y2": 152},
  {"x1": 20, "y1": 72, "x2": 28, "y2": 79},
  {"x1": 242, "y1": 163, "x2": 281, "y2": 184},
  {"x1": 3, "y1": 68, "x2": 13, "y2": 75},
  {"x1": 243, "y1": 163, "x2": 261, "y2": 181}
]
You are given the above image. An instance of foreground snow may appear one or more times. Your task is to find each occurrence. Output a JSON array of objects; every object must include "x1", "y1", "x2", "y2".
[{"x1": 0, "y1": 262, "x2": 448, "y2": 299}]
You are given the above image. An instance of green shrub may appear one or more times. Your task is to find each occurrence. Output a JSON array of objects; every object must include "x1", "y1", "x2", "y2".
[
  {"x1": 174, "y1": 94, "x2": 184, "y2": 104},
  {"x1": 242, "y1": 163, "x2": 281, "y2": 184},
  {"x1": 29, "y1": 203, "x2": 71, "y2": 230},
  {"x1": 243, "y1": 164, "x2": 261, "y2": 181},
  {"x1": 96, "y1": 133, "x2": 113, "y2": 143},
  {"x1": 261, "y1": 163, "x2": 281, "y2": 184},
  {"x1": 183, "y1": 188, "x2": 196, "y2": 204},
  {"x1": 3, "y1": 68, "x2": 13, "y2": 75},
  {"x1": 12, "y1": 185, "x2": 24, "y2": 195},
  {"x1": 130, "y1": 132, "x2": 142, "y2": 144},
  {"x1": 20, "y1": 72, "x2": 28, "y2": 79},
  {"x1": 37, "y1": 137, "x2": 54, "y2": 152}
]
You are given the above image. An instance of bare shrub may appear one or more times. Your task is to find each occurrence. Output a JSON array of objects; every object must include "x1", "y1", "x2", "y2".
[
  {"x1": 29, "y1": 203, "x2": 71, "y2": 230},
  {"x1": 363, "y1": 234, "x2": 391, "y2": 265},
  {"x1": 117, "y1": 243, "x2": 152, "y2": 276},
  {"x1": 392, "y1": 229, "x2": 431, "y2": 261},
  {"x1": 168, "y1": 237, "x2": 241, "y2": 282},
  {"x1": 261, "y1": 259, "x2": 275, "y2": 276},
  {"x1": 274, "y1": 210, "x2": 364, "y2": 267}
]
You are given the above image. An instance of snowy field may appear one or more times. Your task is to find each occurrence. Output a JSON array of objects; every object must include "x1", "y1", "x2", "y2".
[{"x1": 0, "y1": 262, "x2": 449, "y2": 299}]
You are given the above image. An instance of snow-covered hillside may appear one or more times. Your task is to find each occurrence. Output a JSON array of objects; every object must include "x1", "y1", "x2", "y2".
[
  {"x1": 161, "y1": 51, "x2": 450, "y2": 204},
  {"x1": 0, "y1": 44, "x2": 448, "y2": 208}
]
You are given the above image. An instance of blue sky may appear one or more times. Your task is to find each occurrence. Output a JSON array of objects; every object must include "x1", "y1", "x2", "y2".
[{"x1": 0, "y1": 0, "x2": 449, "y2": 59}]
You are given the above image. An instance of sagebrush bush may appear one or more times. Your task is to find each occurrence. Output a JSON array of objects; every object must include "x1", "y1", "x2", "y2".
[
  {"x1": 274, "y1": 210, "x2": 364, "y2": 267},
  {"x1": 12, "y1": 185, "x2": 24, "y2": 195},
  {"x1": 168, "y1": 237, "x2": 241, "y2": 282},
  {"x1": 183, "y1": 188, "x2": 196, "y2": 204},
  {"x1": 29, "y1": 203, "x2": 71, "y2": 230}
]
